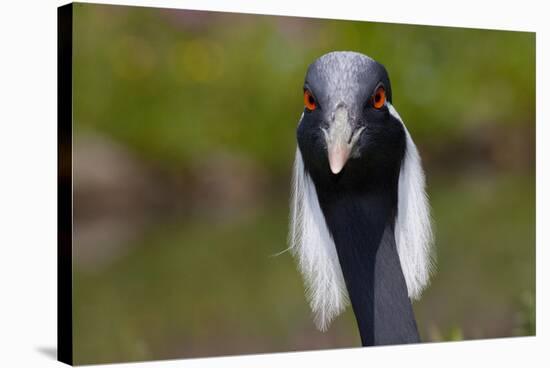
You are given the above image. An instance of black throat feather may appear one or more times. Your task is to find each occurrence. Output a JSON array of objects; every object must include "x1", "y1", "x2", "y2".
[{"x1": 307, "y1": 159, "x2": 420, "y2": 346}]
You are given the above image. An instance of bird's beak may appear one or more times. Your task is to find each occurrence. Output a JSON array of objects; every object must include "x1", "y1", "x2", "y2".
[
  {"x1": 327, "y1": 142, "x2": 350, "y2": 175},
  {"x1": 322, "y1": 107, "x2": 364, "y2": 175}
]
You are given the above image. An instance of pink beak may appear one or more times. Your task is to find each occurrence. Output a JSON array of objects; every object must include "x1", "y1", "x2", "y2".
[
  {"x1": 323, "y1": 106, "x2": 364, "y2": 175},
  {"x1": 327, "y1": 143, "x2": 351, "y2": 174}
]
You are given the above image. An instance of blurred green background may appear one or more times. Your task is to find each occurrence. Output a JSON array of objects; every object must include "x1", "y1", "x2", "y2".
[{"x1": 71, "y1": 3, "x2": 536, "y2": 365}]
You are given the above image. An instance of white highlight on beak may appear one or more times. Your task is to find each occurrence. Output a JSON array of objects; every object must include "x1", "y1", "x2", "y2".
[
  {"x1": 322, "y1": 107, "x2": 364, "y2": 175},
  {"x1": 327, "y1": 144, "x2": 350, "y2": 174}
]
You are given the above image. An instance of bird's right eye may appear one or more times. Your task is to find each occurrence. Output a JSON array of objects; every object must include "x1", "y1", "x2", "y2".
[
  {"x1": 304, "y1": 90, "x2": 317, "y2": 111},
  {"x1": 371, "y1": 86, "x2": 386, "y2": 109}
]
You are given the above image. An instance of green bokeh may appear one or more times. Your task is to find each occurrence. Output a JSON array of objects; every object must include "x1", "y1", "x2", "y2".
[{"x1": 72, "y1": 4, "x2": 535, "y2": 172}]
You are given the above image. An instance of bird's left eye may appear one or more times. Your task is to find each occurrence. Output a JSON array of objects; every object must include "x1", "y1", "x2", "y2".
[
  {"x1": 372, "y1": 86, "x2": 386, "y2": 109},
  {"x1": 304, "y1": 90, "x2": 317, "y2": 111}
]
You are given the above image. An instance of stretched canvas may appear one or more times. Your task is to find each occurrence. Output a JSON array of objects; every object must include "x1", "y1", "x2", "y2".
[{"x1": 58, "y1": 2, "x2": 535, "y2": 365}]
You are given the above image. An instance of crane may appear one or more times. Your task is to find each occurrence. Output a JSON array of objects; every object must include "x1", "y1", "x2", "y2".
[{"x1": 289, "y1": 51, "x2": 435, "y2": 346}]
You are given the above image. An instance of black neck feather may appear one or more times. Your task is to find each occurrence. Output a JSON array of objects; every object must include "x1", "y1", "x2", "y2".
[{"x1": 310, "y1": 163, "x2": 420, "y2": 346}]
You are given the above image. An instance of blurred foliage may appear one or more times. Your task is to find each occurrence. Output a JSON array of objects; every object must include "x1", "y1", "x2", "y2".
[
  {"x1": 71, "y1": 3, "x2": 536, "y2": 365},
  {"x1": 73, "y1": 4, "x2": 534, "y2": 172}
]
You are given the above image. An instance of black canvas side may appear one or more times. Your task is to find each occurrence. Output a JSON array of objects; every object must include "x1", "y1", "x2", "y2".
[{"x1": 58, "y1": 3, "x2": 73, "y2": 366}]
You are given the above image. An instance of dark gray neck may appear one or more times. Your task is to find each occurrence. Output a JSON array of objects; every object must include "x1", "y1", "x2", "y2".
[{"x1": 313, "y1": 176, "x2": 420, "y2": 346}]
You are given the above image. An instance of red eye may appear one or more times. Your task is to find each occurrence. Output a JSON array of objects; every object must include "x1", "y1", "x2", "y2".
[
  {"x1": 304, "y1": 90, "x2": 317, "y2": 111},
  {"x1": 372, "y1": 86, "x2": 386, "y2": 109}
]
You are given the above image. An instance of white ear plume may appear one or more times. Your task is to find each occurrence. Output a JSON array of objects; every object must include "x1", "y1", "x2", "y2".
[
  {"x1": 388, "y1": 103, "x2": 435, "y2": 299},
  {"x1": 289, "y1": 146, "x2": 349, "y2": 331}
]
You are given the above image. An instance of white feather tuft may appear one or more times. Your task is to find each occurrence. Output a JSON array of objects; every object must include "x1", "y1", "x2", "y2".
[
  {"x1": 289, "y1": 147, "x2": 349, "y2": 331},
  {"x1": 388, "y1": 103, "x2": 436, "y2": 299}
]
